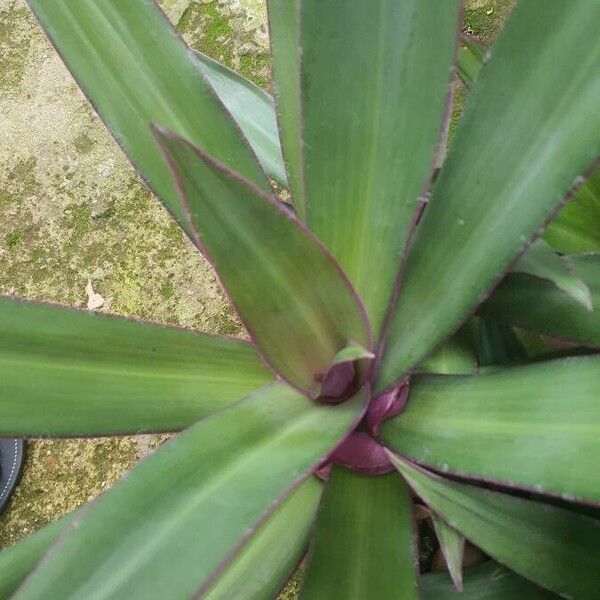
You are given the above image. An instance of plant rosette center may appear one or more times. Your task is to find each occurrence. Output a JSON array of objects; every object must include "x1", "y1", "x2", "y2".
[{"x1": 316, "y1": 380, "x2": 410, "y2": 478}]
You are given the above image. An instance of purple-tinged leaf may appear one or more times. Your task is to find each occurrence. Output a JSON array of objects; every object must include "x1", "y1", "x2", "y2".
[
  {"x1": 25, "y1": 0, "x2": 269, "y2": 239},
  {"x1": 389, "y1": 453, "x2": 600, "y2": 599},
  {"x1": 378, "y1": 1, "x2": 600, "y2": 392},
  {"x1": 153, "y1": 126, "x2": 372, "y2": 398},
  {"x1": 382, "y1": 356, "x2": 600, "y2": 505},
  {"x1": 12, "y1": 384, "x2": 367, "y2": 600},
  {"x1": 268, "y1": 0, "x2": 462, "y2": 336}
]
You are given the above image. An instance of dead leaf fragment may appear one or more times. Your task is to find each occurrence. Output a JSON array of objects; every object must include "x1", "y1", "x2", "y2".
[{"x1": 86, "y1": 279, "x2": 104, "y2": 310}]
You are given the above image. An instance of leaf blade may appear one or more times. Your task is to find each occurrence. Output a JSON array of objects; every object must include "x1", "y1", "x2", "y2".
[
  {"x1": 457, "y1": 32, "x2": 600, "y2": 257},
  {"x1": 269, "y1": 0, "x2": 461, "y2": 334},
  {"x1": 431, "y1": 515, "x2": 465, "y2": 592},
  {"x1": 545, "y1": 161, "x2": 600, "y2": 253},
  {"x1": 153, "y1": 127, "x2": 371, "y2": 397},
  {"x1": 378, "y1": 1, "x2": 600, "y2": 391},
  {"x1": 390, "y1": 454, "x2": 600, "y2": 599},
  {"x1": 13, "y1": 384, "x2": 367, "y2": 600},
  {"x1": 0, "y1": 518, "x2": 68, "y2": 598},
  {"x1": 481, "y1": 253, "x2": 600, "y2": 346},
  {"x1": 26, "y1": 0, "x2": 269, "y2": 237},
  {"x1": 382, "y1": 356, "x2": 600, "y2": 504},
  {"x1": 301, "y1": 467, "x2": 419, "y2": 600},
  {"x1": 0, "y1": 297, "x2": 272, "y2": 436},
  {"x1": 204, "y1": 478, "x2": 320, "y2": 600},
  {"x1": 194, "y1": 51, "x2": 287, "y2": 186},
  {"x1": 512, "y1": 240, "x2": 592, "y2": 310}
]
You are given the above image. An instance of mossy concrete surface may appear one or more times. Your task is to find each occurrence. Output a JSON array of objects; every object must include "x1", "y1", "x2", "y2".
[{"x1": 0, "y1": 0, "x2": 512, "y2": 596}]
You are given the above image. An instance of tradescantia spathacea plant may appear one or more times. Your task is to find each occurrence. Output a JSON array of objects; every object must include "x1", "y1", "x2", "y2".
[{"x1": 1, "y1": 0, "x2": 600, "y2": 598}]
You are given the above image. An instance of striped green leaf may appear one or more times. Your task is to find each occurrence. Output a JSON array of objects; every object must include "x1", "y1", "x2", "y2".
[
  {"x1": 26, "y1": 0, "x2": 269, "y2": 237},
  {"x1": 204, "y1": 478, "x2": 320, "y2": 600},
  {"x1": 512, "y1": 240, "x2": 592, "y2": 310},
  {"x1": 301, "y1": 468, "x2": 419, "y2": 600},
  {"x1": 12, "y1": 384, "x2": 366, "y2": 600},
  {"x1": 153, "y1": 127, "x2": 371, "y2": 398},
  {"x1": 390, "y1": 454, "x2": 600, "y2": 599},
  {"x1": 481, "y1": 253, "x2": 600, "y2": 346},
  {"x1": 195, "y1": 52, "x2": 287, "y2": 187},
  {"x1": 0, "y1": 297, "x2": 272, "y2": 436},
  {"x1": 0, "y1": 479, "x2": 321, "y2": 600},
  {"x1": 268, "y1": 0, "x2": 461, "y2": 334},
  {"x1": 266, "y1": 0, "x2": 302, "y2": 217},
  {"x1": 382, "y1": 356, "x2": 600, "y2": 504},
  {"x1": 0, "y1": 517, "x2": 68, "y2": 599},
  {"x1": 456, "y1": 29, "x2": 600, "y2": 258},
  {"x1": 545, "y1": 168, "x2": 600, "y2": 253},
  {"x1": 378, "y1": 1, "x2": 600, "y2": 391}
]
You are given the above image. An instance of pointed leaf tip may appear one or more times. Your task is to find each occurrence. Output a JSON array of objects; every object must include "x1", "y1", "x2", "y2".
[
  {"x1": 431, "y1": 515, "x2": 465, "y2": 592},
  {"x1": 152, "y1": 126, "x2": 372, "y2": 397}
]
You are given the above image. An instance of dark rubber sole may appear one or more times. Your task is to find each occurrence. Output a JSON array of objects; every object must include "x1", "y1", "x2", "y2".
[{"x1": 0, "y1": 438, "x2": 24, "y2": 514}]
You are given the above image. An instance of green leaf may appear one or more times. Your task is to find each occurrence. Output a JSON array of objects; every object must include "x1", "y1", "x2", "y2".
[
  {"x1": 545, "y1": 167, "x2": 600, "y2": 253},
  {"x1": 431, "y1": 515, "x2": 464, "y2": 591},
  {"x1": 204, "y1": 478, "x2": 320, "y2": 600},
  {"x1": 268, "y1": 0, "x2": 461, "y2": 334},
  {"x1": 26, "y1": 0, "x2": 269, "y2": 237},
  {"x1": 153, "y1": 127, "x2": 371, "y2": 398},
  {"x1": 513, "y1": 239, "x2": 592, "y2": 310},
  {"x1": 266, "y1": 0, "x2": 303, "y2": 219},
  {"x1": 0, "y1": 480, "x2": 320, "y2": 600},
  {"x1": 0, "y1": 517, "x2": 68, "y2": 598},
  {"x1": 457, "y1": 35, "x2": 486, "y2": 88},
  {"x1": 417, "y1": 331, "x2": 478, "y2": 375},
  {"x1": 471, "y1": 317, "x2": 527, "y2": 366},
  {"x1": 12, "y1": 384, "x2": 367, "y2": 600},
  {"x1": 378, "y1": 1, "x2": 600, "y2": 392},
  {"x1": 194, "y1": 51, "x2": 287, "y2": 187},
  {"x1": 0, "y1": 297, "x2": 272, "y2": 436},
  {"x1": 422, "y1": 562, "x2": 557, "y2": 599},
  {"x1": 481, "y1": 253, "x2": 600, "y2": 346},
  {"x1": 301, "y1": 467, "x2": 419, "y2": 600},
  {"x1": 456, "y1": 29, "x2": 600, "y2": 258},
  {"x1": 382, "y1": 356, "x2": 600, "y2": 505},
  {"x1": 389, "y1": 454, "x2": 600, "y2": 599}
]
